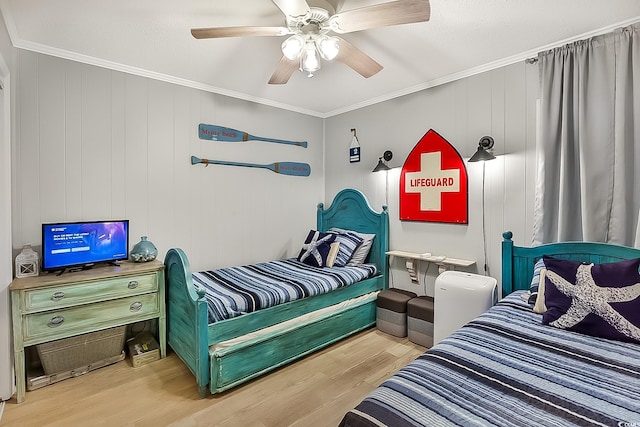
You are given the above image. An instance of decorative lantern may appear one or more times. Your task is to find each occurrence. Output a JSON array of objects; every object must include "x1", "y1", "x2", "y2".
[{"x1": 15, "y1": 245, "x2": 39, "y2": 278}]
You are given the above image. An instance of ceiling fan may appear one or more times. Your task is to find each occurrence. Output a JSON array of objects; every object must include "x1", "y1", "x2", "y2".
[{"x1": 191, "y1": 0, "x2": 431, "y2": 84}]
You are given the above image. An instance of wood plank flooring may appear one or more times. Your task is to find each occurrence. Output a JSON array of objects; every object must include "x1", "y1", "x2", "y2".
[{"x1": 1, "y1": 329, "x2": 425, "y2": 427}]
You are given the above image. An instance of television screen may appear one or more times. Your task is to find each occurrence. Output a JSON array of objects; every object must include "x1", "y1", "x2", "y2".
[{"x1": 41, "y1": 220, "x2": 129, "y2": 272}]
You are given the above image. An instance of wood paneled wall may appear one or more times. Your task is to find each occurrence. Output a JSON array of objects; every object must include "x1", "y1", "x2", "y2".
[
  {"x1": 324, "y1": 62, "x2": 540, "y2": 295},
  {"x1": 12, "y1": 49, "x2": 539, "y2": 294},
  {"x1": 11, "y1": 51, "x2": 324, "y2": 271}
]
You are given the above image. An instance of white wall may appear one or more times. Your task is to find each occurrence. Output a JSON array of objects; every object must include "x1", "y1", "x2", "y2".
[
  {"x1": 0, "y1": 8, "x2": 17, "y2": 401},
  {"x1": 324, "y1": 63, "x2": 539, "y2": 297},
  {"x1": 11, "y1": 51, "x2": 325, "y2": 272},
  {"x1": 5, "y1": 37, "x2": 542, "y2": 405},
  {"x1": 9, "y1": 50, "x2": 542, "y2": 299}
]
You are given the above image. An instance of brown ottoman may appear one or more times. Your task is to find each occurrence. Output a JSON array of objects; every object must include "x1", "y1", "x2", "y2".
[
  {"x1": 376, "y1": 289, "x2": 417, "y2": 337},
  {"x1": 407, "y1": 296, "x2": 435, "y2": 347}
]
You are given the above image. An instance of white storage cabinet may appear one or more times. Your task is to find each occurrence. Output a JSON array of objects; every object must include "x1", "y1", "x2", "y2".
[{"x1": 433, "y1": 271, "x2": 497, "y2": 345}]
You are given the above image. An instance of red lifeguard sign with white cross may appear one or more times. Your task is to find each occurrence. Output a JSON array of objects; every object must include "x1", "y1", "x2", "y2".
[{"x1": 399, "y1": 129, "x2": 468, "y2": 223}]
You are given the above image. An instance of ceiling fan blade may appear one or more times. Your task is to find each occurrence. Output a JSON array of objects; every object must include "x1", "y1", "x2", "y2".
[
  {"x1": 331, "y1": 0, "x2": 430, "y2": 34},
  {"x1": 271, "y1": 0, "x2": 311, "y2": 18},
  {"x1": 334, "y1": 0, "x2": 347, "y2": 13},
  {"x1": 191, "y1": 26, "x2": 289, "y2": 39},
  {"x1": 336, "y1": 37, "x2": 383, "y2": 78},
  {"x1": 268, "y1": 56, "x2": 299, "y2": 85}
]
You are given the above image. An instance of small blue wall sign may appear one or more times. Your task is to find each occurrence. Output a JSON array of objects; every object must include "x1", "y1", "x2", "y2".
[
  {"x1": 349, "y1": 129, "x2": 360, "y2": 163},
  {"x1": 350, "y1": 147, "x2": 360, "y2": 163}
]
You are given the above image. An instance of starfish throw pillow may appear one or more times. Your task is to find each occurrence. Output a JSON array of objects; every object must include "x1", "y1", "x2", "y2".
[
  {"x1": 542, "y1": 255, "x2": 640, "y2": 343},
  {"x1": 297, "y1": 230, "x2": 336, "y2": 268}
]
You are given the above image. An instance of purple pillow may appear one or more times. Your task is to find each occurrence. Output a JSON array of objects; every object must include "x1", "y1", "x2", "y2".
[
  {"x1": 542, "y1": 255, "x2": 640, "y2": 343},
  {"x1": 297, "y1": 230, "x2": 336, "y2": 267}
]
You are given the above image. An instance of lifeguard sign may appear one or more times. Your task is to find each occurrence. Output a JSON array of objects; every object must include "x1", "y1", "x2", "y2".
[{"x1": 400, "y1": 129, "x2": 468, "y2": 223}]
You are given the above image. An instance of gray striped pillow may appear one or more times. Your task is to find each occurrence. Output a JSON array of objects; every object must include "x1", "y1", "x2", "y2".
[
  {"x1": 528, "y1": 258, "x2": 546, "y2": 304},
  {"x1": 331, "y1": 232, "x2": 364, "y2": 267},
  {"x1": 328, "y1": 227, "x2": 376, "y2": 265}
]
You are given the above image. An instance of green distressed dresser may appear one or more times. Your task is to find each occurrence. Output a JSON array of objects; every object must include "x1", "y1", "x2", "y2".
[{"x1": 9, "y1": 260, "x2": 165, "y2": 403}]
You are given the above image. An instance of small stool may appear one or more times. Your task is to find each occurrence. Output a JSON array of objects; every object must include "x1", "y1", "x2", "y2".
[
  {"x1": 376, "y1": 289, "x2": 417, "y2": 337},
  {"x1": 407, "y1": 296, "x2": 435, "y2": 347}
]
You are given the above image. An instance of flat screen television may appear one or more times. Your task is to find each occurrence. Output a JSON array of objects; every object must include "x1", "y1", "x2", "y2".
[{"x1": 41, "y1": 220, "x2": 129, "y2": 273}]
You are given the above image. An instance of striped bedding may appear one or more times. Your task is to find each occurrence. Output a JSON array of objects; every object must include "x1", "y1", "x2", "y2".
[
  {"x1": 340, "y1": 291, "x2": 640, "y2": 427},
  {"x1": 192, "y1": 258, "x2": 377, "y2": 323}
]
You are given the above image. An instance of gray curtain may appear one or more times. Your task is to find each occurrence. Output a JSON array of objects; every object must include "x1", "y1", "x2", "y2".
[{"x1": 534, "y1": 23, "x2": 640, "y2": 246}]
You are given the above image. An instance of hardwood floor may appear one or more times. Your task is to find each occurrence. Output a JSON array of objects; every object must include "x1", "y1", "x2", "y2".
[{"x1": 1, "y1": 329, "x2": 425, "y2": 427}]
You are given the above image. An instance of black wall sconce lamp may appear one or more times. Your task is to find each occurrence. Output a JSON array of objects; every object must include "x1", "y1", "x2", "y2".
[
  {"x1": 468, "y1": 136, "x2": 496, "y2": 276},
  {"x1": 372, "y1": 150, "x2": 393, "y2": 206},
  {"x1": 468, "y1": 136, "x2": 496, "y2": 162},
  {"x1": 372, "y1": 150, "x2": 393, "y2": 172}
]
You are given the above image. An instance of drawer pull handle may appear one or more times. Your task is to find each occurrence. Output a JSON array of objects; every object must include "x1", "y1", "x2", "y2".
[
  {"x1": 127, "y1": 281, "x2": 138, "y2": 289},
  {"x1": 130, "y1": 302, "x2": 143, "y2": 312},
  {"x1": 51, "y1": 291, "x2": 65, "y2": 301},
  {"x1": 48, "y1": 316, "x2": 64, "y2": 327}
]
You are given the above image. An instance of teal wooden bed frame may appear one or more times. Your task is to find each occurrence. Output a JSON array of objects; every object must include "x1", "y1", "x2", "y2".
[
  {"x1": 164, "y1": 189, "x2": 389, "y2": 397},
  {"x1": 501, "y1": 230, "x2": 640, "y2": 297}
]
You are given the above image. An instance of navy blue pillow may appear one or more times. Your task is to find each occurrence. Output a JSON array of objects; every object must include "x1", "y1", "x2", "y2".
[
  {"x1": 542, "y1": 255, "x2": 640, "y2": 343},
  {"x1": 297, "y1": 230, "x2": 336, "y2": 267}
]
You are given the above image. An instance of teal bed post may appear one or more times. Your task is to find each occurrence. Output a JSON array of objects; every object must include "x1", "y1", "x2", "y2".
[
  {"x1": 501, "y1": 231, "x2": 514, "y2": 297},
  {"x1": 380, "y1": 204, "x2": 389, "y2": 289}
]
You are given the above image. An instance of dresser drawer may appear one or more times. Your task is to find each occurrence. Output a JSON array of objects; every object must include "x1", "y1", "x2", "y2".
[
  {"x1": 23, "y1": 273, "x2": 158, "y2": 312},
  {"x1": 23, "y1": 293, "x2": 159, "y2": 344}
]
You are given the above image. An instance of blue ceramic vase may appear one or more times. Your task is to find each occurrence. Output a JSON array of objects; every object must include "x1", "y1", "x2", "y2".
[{"x1": 130, "y1": 236, "x2": 158, "y2": 262}]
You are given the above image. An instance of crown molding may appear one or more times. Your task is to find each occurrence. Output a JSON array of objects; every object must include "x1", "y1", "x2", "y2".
[{"x1": 324, "y1": 15, "x2": 640, "y2": 118}]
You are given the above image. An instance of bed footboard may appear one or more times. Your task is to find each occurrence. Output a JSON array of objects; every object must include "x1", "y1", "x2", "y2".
[{"x1": 164, "y1": 248, "x2": 209, "y2": 397}]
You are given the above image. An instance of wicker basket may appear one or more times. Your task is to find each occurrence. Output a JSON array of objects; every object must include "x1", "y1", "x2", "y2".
[
  {"x1": 36, "y1": 326, "x2": 127, "y2": 375},
  {"x1": 27, "y1": 351, "x2": 126, "y2": 391}
]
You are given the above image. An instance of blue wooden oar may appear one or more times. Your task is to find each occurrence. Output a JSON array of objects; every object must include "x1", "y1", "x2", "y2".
[
  {"x1": 191, "y1": 156, "x2": 310, "y2": 177},
  {"x1": 199, "y1": 124, "x2": 308, "y2": 148}
]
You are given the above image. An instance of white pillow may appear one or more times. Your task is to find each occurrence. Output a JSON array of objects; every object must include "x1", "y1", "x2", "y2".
[
  {"x1": 326, "y1": 242, "x2": 340, "y2": 268},
  {"x1": 533, "y1": 268, "x2": 548, "y2": 314}
]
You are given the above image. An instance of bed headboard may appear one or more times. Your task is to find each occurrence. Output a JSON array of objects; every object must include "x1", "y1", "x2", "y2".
[
  {"x1": 317, "y1": 189, "x2": 389, "y2": 281},
  {"x1": 501, "y1": 230, "x2": 640, "y2": 297}
]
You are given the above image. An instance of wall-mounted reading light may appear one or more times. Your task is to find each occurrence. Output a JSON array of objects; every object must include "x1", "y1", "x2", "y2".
[
  {"x1": 468, "y1": 136, "x2": 496, "y2": 276},
  {"x1": 468, "y1": 136, "x2": 496, "y2": 162},
  {"x1": 372, "y1": 150, "x2": 393, "y2": 172},
  {"x1": 373, "y1": 150, "x2": 393, "y2": 207}
]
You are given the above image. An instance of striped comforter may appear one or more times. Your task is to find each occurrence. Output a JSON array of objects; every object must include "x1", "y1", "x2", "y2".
[
  {"x1": 192, "y1": 258, "x2": 377, "y2": 323},
  {"x1": 340, "y1": 292, "x2": 640, "y2": 427}
]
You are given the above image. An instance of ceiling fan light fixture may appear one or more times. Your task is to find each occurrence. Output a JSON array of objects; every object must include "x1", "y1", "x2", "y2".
[
  {"x1": 281, "y1": 35, "x2": 304, "y2": 60},
  {"x1": 316, "y1": 35, "x2": 339, "y2": 60},
  {"x1": 300, "y1": 41, "x2": 321, "y2": 73},
  {"x1": 192, "y1": 0, "x2": 433, "y2": 85}
]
